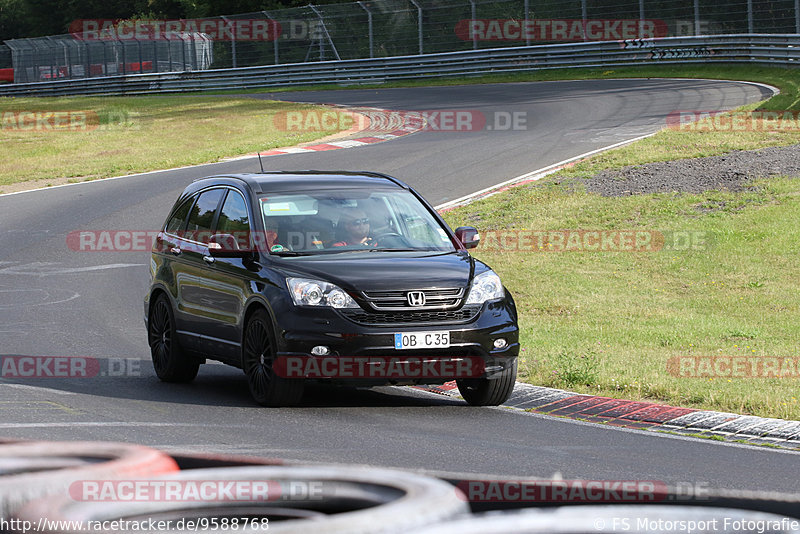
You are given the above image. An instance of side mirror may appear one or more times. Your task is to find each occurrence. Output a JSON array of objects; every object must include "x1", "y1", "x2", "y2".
[
  {"x1": 208, "y1": 233, "x2": 251, "y2": 258},
  {"x1": 454, "y1": 226, "x2": 480, "y2": 250}
]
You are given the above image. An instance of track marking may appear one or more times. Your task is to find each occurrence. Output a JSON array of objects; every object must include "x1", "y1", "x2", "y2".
[
  {"x1": 0, "y1": 384, "x2": 76, "y2": 396},
  {"x1": 0, "y1": 287, "x2": 80, "y2": 309},
  {"x1": 435, "y1": 132, "x2": 656, "y2": 210},
  {"x1": 0, "y1": 400, "x2": 79, "y2": 415},
  {"x1": 0, "y1": 262, "x2": 142, "y2": 276}
]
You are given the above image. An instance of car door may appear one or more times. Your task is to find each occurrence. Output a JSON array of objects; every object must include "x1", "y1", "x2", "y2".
[
  {"x1": 170, "y1": 187, "x2": 227, "y2": 353},
  {"x1": 156, "y1": 193, "x2": 198, "y2": 351},
  {"x1": 195, "y1": 187, "x2": 258, "y2": 362}
]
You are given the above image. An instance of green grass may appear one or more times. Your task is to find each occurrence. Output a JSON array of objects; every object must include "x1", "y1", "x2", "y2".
[
  {"x1": 755, "y1": 442, "x2": 784, "y2": 449},
  {"x1": 685, "y1": 433, "x2": 727, "y2": 442},
  {"x1": 443, "y1": 170, "x2": 800, "y2": 421},
  {"x1": 0, "y1": 96, "x2": 346, "y2": 187}
]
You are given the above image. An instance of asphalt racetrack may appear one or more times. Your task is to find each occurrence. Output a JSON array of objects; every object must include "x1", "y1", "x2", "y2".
[{"x1": 2, "y1": 79, "x2": 796, "y2": 491}]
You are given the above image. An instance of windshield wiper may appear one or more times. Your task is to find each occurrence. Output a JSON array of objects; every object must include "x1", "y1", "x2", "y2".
[
  {"x1": 270, "y1": 251, "x2": 319, "y2": 256},
  {"x1": 368, "y1": 248, "x2": 421, "y2": 252}
]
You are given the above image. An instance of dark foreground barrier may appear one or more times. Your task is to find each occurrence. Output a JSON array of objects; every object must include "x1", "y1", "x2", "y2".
[
  {"x1": 0, "y1": 441, "x2": 179, "y2": 517},
  {"x1": 3, "y1": 442, "x2": 799, "y2": 533},
  {"x1": 14, "y1": 465, "x2": 470, "y2": 534}
]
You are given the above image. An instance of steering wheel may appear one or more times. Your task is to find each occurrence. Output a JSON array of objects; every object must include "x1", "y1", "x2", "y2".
[{"x1": 371, "y1": 232, "x2": 412, "y2": 248}]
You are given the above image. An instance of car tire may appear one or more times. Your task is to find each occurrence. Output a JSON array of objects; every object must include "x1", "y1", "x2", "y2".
[
  {"x1": 0, "y1": 441, "x2": 178, "y2": 517},
  {"x1": 242, "y1": 308, "x2": 304, "y2": 407},
  {"x1": 148, "y1": 293, "x2": 200, "y2": 383},
  {"x1": 456, "y1": 358, "x2": 517, "y2": 406},
  {"x1": 16, "y1": 464, "x2": 469, "y2": 533}
]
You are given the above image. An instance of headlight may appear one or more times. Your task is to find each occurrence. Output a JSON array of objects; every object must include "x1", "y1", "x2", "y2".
[
  {"x1": 465, "y1": 270, "x2": 504, "y2": 305},
  {"x1": 287, "y1": 278, "x2": 358, "y2": 308}
]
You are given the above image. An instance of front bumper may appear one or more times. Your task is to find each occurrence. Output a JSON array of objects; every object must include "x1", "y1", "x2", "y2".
[{"x1": 271, "y1": 297, "x2": 519, "y2": 386}]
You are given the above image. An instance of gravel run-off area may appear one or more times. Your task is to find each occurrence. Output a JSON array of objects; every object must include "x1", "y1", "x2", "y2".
[{"x1": 579, "y1": 143, "x2": 800, "y2": 196}]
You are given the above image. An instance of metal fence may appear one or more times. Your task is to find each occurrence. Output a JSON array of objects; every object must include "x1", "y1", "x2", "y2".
[
  {"x1": 209, "y1": 0, "x2": 800, "y2": 68},
  {"x1": 0, "y1": 34, "x2": 795, "y2": 97},
  {"x1": 4, "y1": 0, "x2": 800, "y2": 84},
  {"x1": 0, "y1": 46, "x2": 10, "y2": 67},
  {"x1": 4, "y1": 33, "x2": 213, "y2": 83},
  {"x1": 0, "y1": 45, "x2": 11, "y2": 84}
]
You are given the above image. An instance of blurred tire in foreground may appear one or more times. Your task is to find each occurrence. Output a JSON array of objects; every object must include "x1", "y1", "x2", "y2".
[
  {"x1": 0, "y1": 441, "x2": 178, "y2": 517},
  {"x1": 15, "y1": 464, "x2": 470, "y2": 533}
]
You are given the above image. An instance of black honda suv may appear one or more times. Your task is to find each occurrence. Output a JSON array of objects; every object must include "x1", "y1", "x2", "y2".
[{"x1": 145, "y1": 171, "x2": 519, "y2": 406}]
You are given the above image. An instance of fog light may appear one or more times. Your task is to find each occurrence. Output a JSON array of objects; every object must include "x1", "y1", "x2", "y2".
[
  {"x1": 311, "y1": 346, "x2": 330, "y2": 356},
  {"x1": 493, "y1": 338, "x2": 508, "y2": 349}
]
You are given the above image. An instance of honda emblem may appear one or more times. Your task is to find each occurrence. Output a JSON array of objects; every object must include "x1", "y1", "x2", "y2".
[{"x1": 407, "y1": 291, "x2": 426, "y2": 307}]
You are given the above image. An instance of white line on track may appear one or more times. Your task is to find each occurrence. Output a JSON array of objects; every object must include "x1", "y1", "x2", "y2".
[
  {"x1": 432, "y1": 79, "x2": 779, "y2": 210},
  {"x1": 0, "y1": 263, "x2": 143, "y2": 276},
  {"x1": 434, "y1": 133, "x2": 656, "y2": 210}
]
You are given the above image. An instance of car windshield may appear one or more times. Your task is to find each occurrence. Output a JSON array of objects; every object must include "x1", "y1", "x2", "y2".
[{"x1": 258, "y1": 188, "x2": 457, "y2": 254}]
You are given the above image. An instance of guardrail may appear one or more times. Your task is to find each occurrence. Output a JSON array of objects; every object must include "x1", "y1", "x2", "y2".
[{"x1": 0, "y1": 34, "x2": 797, "y2": 97}]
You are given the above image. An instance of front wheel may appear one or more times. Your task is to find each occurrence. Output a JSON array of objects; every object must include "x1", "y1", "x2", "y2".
[
  {"x1": 242, "y1": 309, "x2": 304, "y2": 407},
  {"x1": 456, "y1": 358, "x2": 517, "y2": 406},
  {"x1": 148, "y1": 294, "x2": 199, "y2": 383}
]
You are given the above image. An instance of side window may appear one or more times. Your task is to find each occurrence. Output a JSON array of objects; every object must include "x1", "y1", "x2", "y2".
[
  {"x1": 165, "y1": 196, "x2": 195, "y2": 235},
  {"x1": 216, "y1": 191, "x2": 250, "y2": 234},
  {"x1": 185, "y1": 188, "x2": 225, "y2": 242}
]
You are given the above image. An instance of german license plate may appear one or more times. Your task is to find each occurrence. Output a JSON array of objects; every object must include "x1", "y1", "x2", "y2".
[{"x1": 394, "y1": 331, "x2": 450, "y2": 349}]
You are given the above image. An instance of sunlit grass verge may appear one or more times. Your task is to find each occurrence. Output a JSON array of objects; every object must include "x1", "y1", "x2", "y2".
[
  {"x1": 442, "y1": 175, "x2": 800, "y2": 420},
  {"x1": 0, "y1": 96, "x2": 346, "y2": 188}
]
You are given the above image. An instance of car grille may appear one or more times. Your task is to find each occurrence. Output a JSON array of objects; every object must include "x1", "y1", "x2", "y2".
[
  {"x1": 361, "y1": 287, "x2": 464, "y2": 311},
  {"x1": 339, "y1": 305, "x2": 481, "y2": 326}
]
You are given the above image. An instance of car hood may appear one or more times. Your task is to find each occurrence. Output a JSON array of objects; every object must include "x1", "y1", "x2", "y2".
[{"x1": 272, "y1": 251, "x2": 480, "y2": 292}]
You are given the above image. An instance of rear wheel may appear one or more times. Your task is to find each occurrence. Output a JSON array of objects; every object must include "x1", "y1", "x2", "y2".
[
  {"x1": 148, "y1": 294, "x2": 199, "y2": 383},
  {"x1": 242, "y1": 309, "x2": 304, "y2": 407},
  {"x1": 456, "y1": 358, "x2": 517, "y2": 406}
]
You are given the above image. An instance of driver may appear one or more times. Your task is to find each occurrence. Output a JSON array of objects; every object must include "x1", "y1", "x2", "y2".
[{"x1": 332, "y1": 209, "x2": 375, "y2": 247}]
